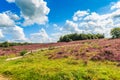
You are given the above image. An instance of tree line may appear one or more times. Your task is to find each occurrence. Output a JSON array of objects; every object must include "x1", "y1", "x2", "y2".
[
  {"x1": 0, "y1": 41, "x2": 31, "y2": 47},
  {"x1": 58, "y1": 27, "x2": 120, "y2": 42},
  {"x1": 58, "y1": 33, "x2": 104, "y2": 42}
]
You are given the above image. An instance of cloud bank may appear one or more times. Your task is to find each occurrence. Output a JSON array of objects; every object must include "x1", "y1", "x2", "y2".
[
  {"x1": 61, "y1": 1, "x2": 120, "y2": 38},
  {"x1": 0, "y1": 0, "x2": 50, "y2": 42},
  {"x1": 0, "y1": 12, "x2": 27, "y2": 42},
  {"x1": 30, "y1": 28, "x2": 51, "y2": 43},
  {"x1": 3, "y1": 0, "x2": 120, "y2": 43}
]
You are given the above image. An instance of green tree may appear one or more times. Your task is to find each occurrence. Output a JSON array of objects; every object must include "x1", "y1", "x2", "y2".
[
  {"x1": 111, "y1": 27, "x2": 120, "y2": 38},
  {"x1": 2, "y1": 41, "x2": 9, "y2": 47},
  {"x1": 58, "y1": 33, "x2": 104, "y2": 42}
]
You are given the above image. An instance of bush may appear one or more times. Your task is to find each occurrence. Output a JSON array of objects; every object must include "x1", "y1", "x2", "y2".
[
  {"x1": 111, "y1": 27, "x2": 120, "y2": 38},
  {"x1": 1, "y1": 41, "x2": 9, "y2": 47},
  {"x1": 20, "y1": 50, "x2": 28, "y2": 56},
  {"x1": 0, "y1": 42, "x2": 31, "y2": 47}
]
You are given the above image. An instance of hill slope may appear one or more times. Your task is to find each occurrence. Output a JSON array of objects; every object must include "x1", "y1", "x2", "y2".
[{"x1": 0, "y1": 39, "x2": 120, "y2": 80}]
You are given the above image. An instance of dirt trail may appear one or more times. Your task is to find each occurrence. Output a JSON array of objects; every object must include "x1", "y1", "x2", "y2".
[
  {"x1": 0, "y1": 75, "x2": 9, "y2": 80},
  {"x1": 6, "y1": 56, "x2": 23, "y2": 61}
]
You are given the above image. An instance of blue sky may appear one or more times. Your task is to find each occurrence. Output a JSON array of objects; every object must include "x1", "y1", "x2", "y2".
[
  {"x1": 46, "y1": 0, "x2": 117, "y2": 23},
  {"x1": 0, "y1": 0, "x2": 120, "y2": 43}
]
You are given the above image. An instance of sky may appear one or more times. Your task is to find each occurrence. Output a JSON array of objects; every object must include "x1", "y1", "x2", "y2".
[{"x1": 0, "y1": 0, "x2": 120, "y2": 43}]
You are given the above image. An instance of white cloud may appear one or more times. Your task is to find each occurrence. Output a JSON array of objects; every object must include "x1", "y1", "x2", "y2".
[
  {"x1": 53, "y1": 1, "x2": 120, "y2": 41},
  {"x1": 6, "y1": 0, "x2": 15, "y2": 3},
  {"x1": 5, "y1": 11, "x2": 20, "y2": 21},
  {"x1": 12, "y1": 26, "x2": 27, "y2": 41},
  {"x1": 0, "y1": 12, "x2": 27, "y2": 42},
  {"x1": 64, "y1": 20, "x2": 82, "y2": 33},
  {"x1": 0, "y1": 26, "x2": 28, "y2": 42},
  {"x1": 3, "y1": 0, "x2": 51, "y2": 43},
  {"x1": 53, "y1": 24, "x2": 58, "y2": 27},
  {"x1": 73, "y1": 10, "x2": 89, "y2": 21},
  {"x1": 5, "y1": 0, "x2": 51, "y2": 43},
  {"x1": 3, "y1": 26, "x2": 27, "y2": 41},
  {"x1": 30, "y1": 28, "x2": 51, "y2": 43},
  {"x1": 5, "y1": 0, "x2": 120, "y2": 42},
  {"x1": 14, "y1": 0, "x2": 50, "y2": 26},
  {"x1": 50, "y1": 33, "x2": 63, "y2": 42},
  {"x1": 84, "y1": 12, "x2": 101, "y2": 21},
  {"x1": 76, "y1": 12, "x2": 115, "y2": 37},
  {"x1": 0, "y1": 12, "x2": 15, "y2": 27},
  {"x1": 111, "y1": 1, "x2": 120, "y2": 10},
  {"x1": 0, "y1": 29, "x2": 4, "y2": 38},
  {"x1": 53, "y1": 24, "x2": 63, "y2": 31}
]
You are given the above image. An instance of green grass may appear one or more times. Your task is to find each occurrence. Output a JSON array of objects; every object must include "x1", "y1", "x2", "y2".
[{"x1": 0, "y1": 48, "x2": 120, "y2": 80}]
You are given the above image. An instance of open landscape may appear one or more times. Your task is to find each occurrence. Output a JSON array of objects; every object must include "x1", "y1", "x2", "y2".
[
  {"x1": 1, "y1": 0, "x2": 120, "y2": 80},
  {"x1": 0, "y1": 38, "x2": 120, "y2": 80}
]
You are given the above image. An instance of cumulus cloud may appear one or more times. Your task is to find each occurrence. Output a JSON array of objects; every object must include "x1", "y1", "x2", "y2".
[
  {"x1": 5, "y1": 0, "x2": 51, "y2": 43},
  {"x1": 30, "y1": 28, "x2": 51, "y2": 43},
  {"x1": 4, "y1": 0, "x2": 50, "y2": 43},
  {"x1": 73, "y1": 10, "x2": 89, "y2": 21},
  {"x1": 0, "y1": 12, "x2": 27, "y2": 42},
  {"x1": 0, "y1": 12, "x2": 15, "y2": 27},
  {"x1": 53, "y1": 24, "x2": 63, "y2": 31},
  {"x1": 6, "y1": 0, "x2": 15, "y2": 3},
  {"x1": 11, "y1": 0, "x2": 50, "y2": 26},
  {"x1": 5, "y1": 11, "x2": 20, "y2": 21},
  {"x1": 2, "y1": 26, "x2": 27, "y2": 42},
  {"x1": 53, "y1": 24, "x2": 58, "y2": 27},
  {"x1": 5, "y1": 0, "x2": 120, "y2": 42},
  {"x1": 6, "y1": 0, "x2": 50, "y2": 26},
  {"x1": 0, "y1": 26, "x2": 27, "y2": 42},
  {"x1": 111, "y1": 1, "x2": 120, "y2": 10},
  {"x1": 0, "y1": 29, "x2": 4, "y2": 38},
  {"x1": 64, "y1": 20, "x2": 82, "y2": 33},
  {"x1": 11, "y1": 26, "x2": 27, "y2": 41},
  {"x1": 26, "y1": 1, "x2": 120, "y2": 42},
  {"x1": 58, "y1": 1, "x2": 120, "y2": 38}
]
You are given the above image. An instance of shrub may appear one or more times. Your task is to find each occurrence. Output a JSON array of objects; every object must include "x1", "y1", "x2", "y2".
[
  {"x1": 0, "y1": 42, "x2": 31, "y2": 47},
  {"x1": 1, "y1": 41, "x2": 9, "y2": 47},
  {"x1": 3, "y1": 70, "x2": 12, "y2": 76},
  {"x1": 20, "y1": 50, "x2": 28, "y2": 56},
  {"x1": 111, "y1": 27, "x2": 120, "y2": 38}
]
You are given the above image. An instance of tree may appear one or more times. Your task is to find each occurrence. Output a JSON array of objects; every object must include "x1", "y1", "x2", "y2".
[
  {"x1": 58, "y1": 33, "x2": 104, "y2": 42},
  {"x1": 63, "y1": 35, "x2": 72, "y2": 42},
  {"x1": 111, "y1": 27, "x2": 120, "y2": 38},
  {"x1": 2, "y1": 41, "x2": 9, "y2": 47}
]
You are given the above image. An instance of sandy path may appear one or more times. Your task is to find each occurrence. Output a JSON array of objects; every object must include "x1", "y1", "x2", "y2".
[{"x1": 0, "y1": 75, "x2": 9, "y2": 80}]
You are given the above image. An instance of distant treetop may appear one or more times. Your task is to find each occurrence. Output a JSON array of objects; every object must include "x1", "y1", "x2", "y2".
[{"x1": 58, "y1": 33, "x2": 104, "y2": 42}]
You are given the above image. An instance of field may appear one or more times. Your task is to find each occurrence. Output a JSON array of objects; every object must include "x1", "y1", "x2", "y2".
[{"x1": 0, "y1": 39, "x2": 120, "y2": 80}]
